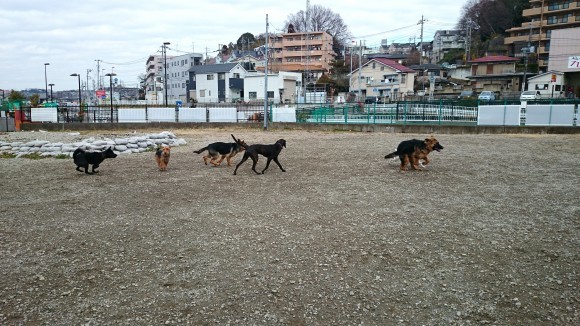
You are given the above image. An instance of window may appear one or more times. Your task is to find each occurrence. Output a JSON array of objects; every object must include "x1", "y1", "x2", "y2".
[
  {"x1": 372, "y1": 63, "x2": 376, "y2": 69},
  {"x1": 401, "y1": 74, "x2": 406, "y2": 83},
  {"x1": 200, "y1": 90, "x2": 205, "y2": 97},
  {"x1": 267, "y1": 91, "x2": 274, "y2": 98},
  {"x1": 233, "y1": 73, "x2": 240, "y2": 78},
  {"x1": 207, "y1": 74, "x2": 214, "y2": 80},
  {"x1": 218, "y1": 73, "x2": 225, "y2": 80},
  {"x1": 380, "y1": 66, "x2": 384, "y2": 71},
  {"x1": 249, "y1": 92, "x2": 257, "y2": 99}
]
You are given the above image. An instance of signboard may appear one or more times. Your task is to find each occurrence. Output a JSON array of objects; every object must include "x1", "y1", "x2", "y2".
[
  {"x1": 568, "y1": 56, "x2": 580, "y2": 69},
  {"x1": 96, "y1": 89, "x2": 106, "y2": 97},
  {"x1": 551, "y1": 74, "x2": 557, "y2": 82}
]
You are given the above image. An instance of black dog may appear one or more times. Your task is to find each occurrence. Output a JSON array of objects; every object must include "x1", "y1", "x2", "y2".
[
  {"x1": 233, "y1": 139, "x2": 286, "y2": 175},
  {"x1": 194, "y1": 134, "x2": 248, "y2": 167},
  {"x1": 73, "y1": 147, "x2": 117, "y2": 175}
]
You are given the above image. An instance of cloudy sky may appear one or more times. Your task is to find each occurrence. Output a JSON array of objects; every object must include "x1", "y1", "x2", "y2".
[{"x1": 1, "y1": 0, "x2": 464, "y2": 92}]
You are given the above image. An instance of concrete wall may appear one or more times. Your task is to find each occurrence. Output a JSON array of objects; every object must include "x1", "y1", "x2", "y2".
[{"x1": 20, "y1": 122, "x2": 579, "y2": 134}]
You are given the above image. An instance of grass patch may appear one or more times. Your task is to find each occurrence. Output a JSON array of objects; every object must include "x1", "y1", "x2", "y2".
[
  {"x1": 20, "y1": 152, "x2": 49, "y2": 160},
  {"x1": 0, "y1": 152, "x2": 17, "y2": 159},
  {"x1": 55, "y1": 154, "x2": 70, "y2": 159}
]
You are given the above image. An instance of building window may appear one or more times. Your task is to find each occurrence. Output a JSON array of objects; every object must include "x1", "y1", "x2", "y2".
[
  {"x1": 401, "y1": 74, "x2": 406, "y2": 83},
  {"x1": 249, "y1": 92, "x2": 257, "y2": 99},
  {"x1": 200, "y1": 90, "x2": 205, "y2": 97},
  {"x1": 372, "y1": 63, "x2": 376, "y2": 69},
  {"x1": 218, "y1": 73, "x2": 225, "y2": 80},
  {"x1": 267, "y1": 91, "x2": 274, "y2": 98},
  {"x1": 233, "y1": 73, "x2": 240, "y2": 78},
  {"x1": 207, "y1": 74, "x2": 214, "y2": 80},
  {"x1": 380, "y1": 66, "x2": 384, "y2": 71}
]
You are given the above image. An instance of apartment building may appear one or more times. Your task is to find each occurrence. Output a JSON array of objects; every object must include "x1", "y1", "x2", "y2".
[
  {"x1": 431, "y1": 30, "x2": 466, "y2": 63},
  {"x1": 267, "y1": 31, "x2": 335, "y2": 84},
  {"x1": 144, "y1": 55, "x2": 167, "y2": 104},
  {"x1": 505, "y1": 0, "x2": 580, "y2": 71},
  {"x1": 166, "y1": 53, "x2": 203, "y2": 104}
]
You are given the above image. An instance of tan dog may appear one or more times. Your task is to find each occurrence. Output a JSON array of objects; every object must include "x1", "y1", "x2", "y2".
[
  {"x1": 384, "y1": 136, "x2": 443, "y2": 171},
  {"x1": 155, "y1": 146, "x2": 171, "y2": 171}
]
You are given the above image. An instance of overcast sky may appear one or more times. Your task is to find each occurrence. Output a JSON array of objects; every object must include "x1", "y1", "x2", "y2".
[{"x1": 1, "y1": 0, "x2": 464, "y2": 92}]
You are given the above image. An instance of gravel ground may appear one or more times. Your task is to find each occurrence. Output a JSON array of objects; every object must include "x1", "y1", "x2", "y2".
[{"x1": 0, "y1": 129, "x2": 579, "y2": 325}]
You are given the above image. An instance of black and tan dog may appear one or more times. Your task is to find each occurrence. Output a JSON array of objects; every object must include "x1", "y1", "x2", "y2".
[
  {"x1": 384, "y1": 136, "x2": 443, "y2": 171},
  {"x1": 233, "y1": 139, "x2": 286, "y2": 175},
  {"x1": 73, "y1": 146, "x2": 117, "y2": 175},
  {"x1": 194, "y1": 134, "x2": 248, "y2": 167}
]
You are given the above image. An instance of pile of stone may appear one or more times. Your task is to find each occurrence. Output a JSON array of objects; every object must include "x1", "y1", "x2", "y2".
[{"x1": 0, "y1": 131, "x2": 186, "y2": 158}]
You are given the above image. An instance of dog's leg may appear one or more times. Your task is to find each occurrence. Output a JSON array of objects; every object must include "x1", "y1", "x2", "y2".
[
  {"x1": 250, "y1": 155, "x2": 261, "y2": 175},
  {"x1": 273, "y1": 158, "x2": 285, "y2": 172},
  {"x1": 261, "y1": 158, "x2": 272, "y2": 174},
  {"x1": 400, "y1": 155, "x2": 408, "y2": 171},
  {"x1": 233, "y1": 153, "x2": 249, "y2": 175},
  {"x1": 226, "y1": 156, "x2": 232, "y2": 166},
  {"x1": 92, "y1": 164, "x2": 99, "y2": 174},
  {"x1": 76, "y1": 166, "x2": 83, "y2": 172}
]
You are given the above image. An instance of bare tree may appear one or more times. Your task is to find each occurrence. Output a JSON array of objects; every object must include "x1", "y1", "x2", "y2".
[
  {"x1": 285, "y1": 5, "x2": 352, "y2": 53},
  {"x1": 457, "y1": 0, "x2": 529, "y2": 41}
]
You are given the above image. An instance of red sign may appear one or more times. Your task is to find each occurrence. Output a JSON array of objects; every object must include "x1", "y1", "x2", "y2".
[
  {"x1": 96, "y1": 90, "x2": 106, "y2": 97},
  {"x1": 551, "y1": 74, "x2": 557, "y2": 83}
]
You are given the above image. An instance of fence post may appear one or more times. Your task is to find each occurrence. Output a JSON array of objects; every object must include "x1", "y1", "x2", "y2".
[
  {"x1": 344, "y1": 106, "x2": 347, "y2": 124},
  {"x1": 438, "y1": 99, "x2": 443, "y2": 125}
]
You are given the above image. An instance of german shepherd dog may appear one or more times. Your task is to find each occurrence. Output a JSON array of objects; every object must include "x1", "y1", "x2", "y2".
[
  {"x1": 234, "y1": 139, "x2": 286, "y2": 175},
  {"x1": 155, "y1": 146, "x2": 171, "y2": 171},
  {"x1": 194, "y1": 134, "x2": 248, "y2": 167},
  {"x1": 73, "y1": 147, "x2": 117, "y2": 175},
  {"x1": 384, "y1": 136, "x2": 443, "y2": 171}
]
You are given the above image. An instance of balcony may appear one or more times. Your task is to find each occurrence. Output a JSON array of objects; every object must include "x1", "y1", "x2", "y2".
[{"x1": 229, "y1": 78, "x2": 243, "y2": 90}]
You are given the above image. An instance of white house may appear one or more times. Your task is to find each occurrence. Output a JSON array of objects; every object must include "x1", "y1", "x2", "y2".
[
  {"x1": 244, "y1": 71, "x2": 302, "y2": 104},
  {"x1": 187, "y1": 63, "x2": 247, "y2": 103},
  {"x1": 527, "y1": 71, "x2": 566, "y2": 98}
]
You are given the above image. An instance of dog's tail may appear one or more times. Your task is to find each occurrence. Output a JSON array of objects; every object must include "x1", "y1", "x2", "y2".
[
  {"x1": 193, "y1": 146, "x2": 208, "y2": 154},
  {"x1": 384, "y1": 151, "x2": 398, "y2": 159}
]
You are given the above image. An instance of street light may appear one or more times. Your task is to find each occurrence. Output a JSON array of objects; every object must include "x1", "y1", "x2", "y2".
[
  {"x1": 70, "y1": 74, "x2": 82, "y2": 107},
  {"x1": 163, "y1": 41, "x2": 170, "y2": 107},
  {"x1": 44, "y1": 63, "x2": 50, "y2": 103},
  {"x1": 105, "y1": 73, "x2": 116, "y2": 120},
  {"x1": 48, "y1": 83, "x2": 54, "y2": 102}
]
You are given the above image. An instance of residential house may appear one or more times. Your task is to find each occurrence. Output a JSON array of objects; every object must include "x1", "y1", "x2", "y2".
[
  {"x1": 504, "y1": 0, "x2": 580, "y2": 72},
  {"x1": 166, "y1": 53, "x2": 203, "y2": 104},
  {"x1": 527, "y1": 70, "x2": 566, "y2": 97},
  {"x1": 386, "y1": 43, "x2": 416, "y2": 55},
  {"x1": 267, "y1": 31, "x2": 335, "y2": 84},
  {"x1": 467, "y1": 55, "x2": 524, "y2": 93},
  {"x1": 244, "y1": 71, "x2": 302, "y2": 104},
  {"x1": 431, "y1": 30, "x2": 466, "y2": 63},
  {"x1": 187, "y1": 63, "x2": 247, "y2": 103},
  {"x1": 349, "y1": 58, "x2": 416, "y2": 101}
]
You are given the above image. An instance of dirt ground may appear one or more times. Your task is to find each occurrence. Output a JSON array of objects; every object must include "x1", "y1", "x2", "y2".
[{"x1": 0, "y1": 129, "x2": 579, "y2": 325}]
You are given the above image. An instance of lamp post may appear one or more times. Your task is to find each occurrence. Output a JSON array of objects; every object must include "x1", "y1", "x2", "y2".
[
  {"x1": 163, "y1": 42, "x2": 170, "y2": 107},
  {"x1": 44, "y1": 63, "x2": 50, "y2": 103},
  {"x1": 48, "y1": 83, "x2": 54, "y2": 102},
  {"x1": 105, "y1": 73, "x2": 116, "y2": 121},
  {"x1": 70, "y1": 74, "x2": 82, "y2": 106}
]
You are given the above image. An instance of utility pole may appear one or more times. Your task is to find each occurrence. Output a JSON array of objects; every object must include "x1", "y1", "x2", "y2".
[
  {"x1": 465, "y1": 19, "x2": 472, "y2": 62},
  {"x1": 304, "y1": 0, "x2": 311, "y2": 98},
  {"x1": 522, "y1": 22, "x2": 532, "y2": 91},
  {"x1": 358, "y1": 40, "x2": 363, "y2": 101},
  {"x1": 264, "y1": 14, "x2": 269, "y2": 130},
  {"x1": 163, "y1": 42, "x2": 170, "y2": 107},
  {"x1": 86, "y1": 69, "x2": 92, "y2": 104},
  {"x1": 95, "y1": 59, "x2": 101, "y2": 89},
  {"x1": 418, "y1": 15, "x2": 426, "y2": 65}
]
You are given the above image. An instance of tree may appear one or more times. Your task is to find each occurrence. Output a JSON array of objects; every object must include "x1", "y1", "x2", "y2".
[
  {"x1": 236, "y1": 33, "x2": 257, "y2": 50},
  {"x1": 29, "y1": 94, "x2": 40, "y2": 107},
  {"x1": 285, "y1": 5, "x2": 352, "y2": 53},
  {"x1": 458, "y1": 0, "x2": 530, "y2": 41},
  {"x1": 8, "y1": 90, "x2": 25, "y2": 102}
]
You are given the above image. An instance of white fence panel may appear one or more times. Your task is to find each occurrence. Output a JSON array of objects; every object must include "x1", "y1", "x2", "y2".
[
  {"x1": 208, "y1": 107, "x2": 237, "y2": 122},
  {"x1": 273, "y1": 107, "x2": 296, "y2": 122},
  {"x1": 148, "y1": 108, "x2": 175, "y2": 122},
  {"x1": 179, "y1": 108, "x2": 206, "y2": 122},
  {"x1": 118, "y1": 109, "x2": 147, "y2": 123},
  {"x1": 525, "y1": 104, "x2": 574, "y2": 126},
  {"x1": 477, "y1": 105, "x2": 520, "y2": 126},
  {"x1": 31, "y1": 108, "x2": 57, "y2": 122}
]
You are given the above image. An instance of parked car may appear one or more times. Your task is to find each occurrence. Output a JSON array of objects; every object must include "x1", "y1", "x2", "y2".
[
  {"x1": 478, "y1": 91, "x2": 496, "y2": 101},
  {"x1": 457, "y1": 90, "x2": 475, "y2": 99},
  {"x1": 520, "y1": 90, "x2": 541, "y2": 101}
]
